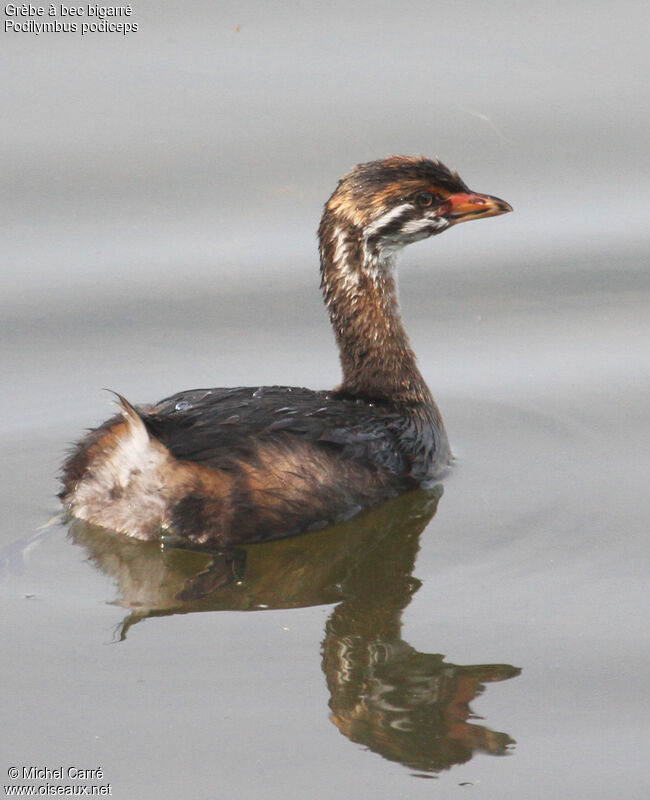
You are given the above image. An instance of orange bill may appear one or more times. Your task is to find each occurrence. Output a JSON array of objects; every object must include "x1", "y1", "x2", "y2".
[{"x1": 438, "y1": 192, "x2": 512, "y2": 224}]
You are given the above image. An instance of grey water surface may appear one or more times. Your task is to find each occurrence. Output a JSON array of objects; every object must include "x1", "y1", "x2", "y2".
[{"x1": 1, "y1": 2, "x2": 649, "y2": 798}]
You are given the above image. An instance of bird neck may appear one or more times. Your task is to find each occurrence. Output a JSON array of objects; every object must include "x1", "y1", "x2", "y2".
[{"x1": 319, "y1": 220, "x2": 433, "y2": 407}]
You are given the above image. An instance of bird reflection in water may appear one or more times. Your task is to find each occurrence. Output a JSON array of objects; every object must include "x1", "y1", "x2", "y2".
[{"x1": 68, "y1": 487, "x2": 520, "y2": 776}]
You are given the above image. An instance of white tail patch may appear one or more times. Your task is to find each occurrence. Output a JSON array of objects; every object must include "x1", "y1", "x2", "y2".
[
  {"x1": 114, "y1": 392, "x2": 151, "y2": 459},
  {"x1": 68, "y1": 394, "x2": 173, "y2": 539}
]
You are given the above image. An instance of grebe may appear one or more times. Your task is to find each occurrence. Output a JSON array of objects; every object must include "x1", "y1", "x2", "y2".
[{"x1": 60, "y1": 156, "x2": 511, "y2": 545}]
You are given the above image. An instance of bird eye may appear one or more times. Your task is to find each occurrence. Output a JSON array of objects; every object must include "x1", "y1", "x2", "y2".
[{"x1": 415, "y1": 192, "x2": 435, "y2": 208}]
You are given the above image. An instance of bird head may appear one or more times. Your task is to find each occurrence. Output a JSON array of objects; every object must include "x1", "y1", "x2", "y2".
[{"x1": 322, "y1": 156, "x2": 512, "y2": 257}]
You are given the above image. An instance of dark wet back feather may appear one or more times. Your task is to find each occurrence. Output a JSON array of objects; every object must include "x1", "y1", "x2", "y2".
[{"x1": 142, "y1": 385, "x2": 442, "y2": 483}]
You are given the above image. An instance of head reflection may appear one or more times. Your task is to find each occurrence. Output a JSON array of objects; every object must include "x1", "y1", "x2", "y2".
[{"x1": 69, "y1": 487, "x2": 520, "y2": 776}]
